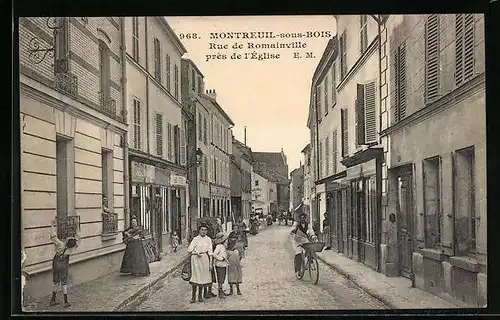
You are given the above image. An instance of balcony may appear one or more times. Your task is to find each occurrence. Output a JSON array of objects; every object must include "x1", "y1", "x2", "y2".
[
  {"x1": 56, "y1": 215, "x2": 81, "y2": 240},
  {"x1": 102, "y1": 212, "x2": 118, "y2": 235},
  {"x1": 54, "y1": 72, "x2": 78, "y2": 98}
]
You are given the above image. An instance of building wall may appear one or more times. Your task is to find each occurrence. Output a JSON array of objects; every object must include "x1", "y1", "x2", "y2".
[
  {"x1": 251, "y1": 171, "x2": 270, "y2": 216},
  {"x1": 381, "y1": 14, "x2": 486, "y2": 307},
  {"x1": 19, "y1": 17, "x2": 127, "y2": 301}
]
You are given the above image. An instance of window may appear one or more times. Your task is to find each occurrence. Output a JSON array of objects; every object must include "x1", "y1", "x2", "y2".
[
  {"x1": 56, "y1": 136, "x2": 74, "y2": 218},
  {"x1": 255, "y1": 179, "x2": 259, "y2": 187},
  {"x1": 455, "y1": 14, "x2": 475, "y2": 87},
  {"x1": 341, "y1": 108, "x2": 348, "y2": 157},
  {"x1": 153, "y1": 38, "x2": 162, "y2": 83},
  {"x1": 166, "y1": 54, "x2": 171, "y2": 92},
  {"x1": 423, "y1": 156, "x2": 441, "y2": 249},
  {"x1": 132, "y1": 17, "x2": 139, "y2": 62},
  {"x1": 331, "y1": 62, "x2": 337, "y2": 107},
  {"x1": 394, "y1": 42, "x2": 407, "y2": 121},
  {"x1": 101, "y1": 148, "x2": 115, "y2": 234},
  {"x1": 332, "y1": 130, "x2": 338, "y2": 174},
  {"x1": 355, "y1": 81, "x2": 377, "y2": 145},
  {"x1": 181, "y1": 121, "x2": 186, "y2": 165},
  {"x1": 319, "y1": 141, "x2": 323, "y2": 178},
  {"x1": 174, "y1": 125, "x2": 180, "y2": 165},
  {"x1": 325, "y1": 136, "x2": 330, "y2": 176},
  {"x1": 54, "y1": 17, "x2": 69, "y2": 74},
  {"x1": 360, "y1": 15, "x2": 368, "y2": 53},
  {"x1": 167, "y1": 122, "x2": 173, "y2": 160},
  {"x1": 339, "y1": 31, "x2": 348, "y2": 80},
  {"x1": 161, "y1": 187, "x2": 168, "y2": 233},
  {"x1": 174, "y1": 64, "x2": 179, "y2": 99},
  {"x1": 425, "y1": 14, "x2": 440, "y2": 103},
  {"x1": 139, "y1": 185, "x2": 151, "y2": 232},
  {"x1": 316, "y1": 85, "x2": 323, "y2": 119},
  {"x1": 324, "y1": 76, "x2": 329, "y2": 115},
  {"x1": 99, "y1": 40, "x2": 111, "y2": 102},
  {"x1": 214, "y1": 158, "x2": 217, "y2": 183},
  {"x1": 191, "y1": 70, "x2": 196, "y2": 92},
  {"x1": 203, "y1": 117, "x2": 208, "y2": 144},
  {"x1": 155, "y1": 113, "x2": 163, "y2": 157},
  {"x1": 198, "y1": 113, "x2": 202, "y2": 141},
  {"x1": 453, "y1": 147, "x2": 476, "y2": 256},
  {"x1": 204, "y1": 155, "x2": 208, "y2": 181},
  {"x1": 133, "y1": 99, "x2": 141, "y2": 149}
]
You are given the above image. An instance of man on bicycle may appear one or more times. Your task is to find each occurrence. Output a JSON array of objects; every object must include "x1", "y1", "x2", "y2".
[{"x1": 290, "y1": 212, "x2": 318, "y2": 279}]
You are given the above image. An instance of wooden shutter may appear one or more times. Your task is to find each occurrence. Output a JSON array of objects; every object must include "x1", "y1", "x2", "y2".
[
  {"x1": 324, "y1": 76, "x2": 329, "y2": 114},
  {"x1": 174, "y1": 125, "x2": 180, "y2": 164},
  {"x1": 133, "y1": 100, "x2": 141, "y2": 149},
  {"x1": 455, "y1": 14, "x2": 475, "y2": 87},
  {"x1": 180, "y1": 121, "x2": 186, "y2": 165},
  {"x1": 360, "y1": 15, "x2": 368, "y2": 53},
  {"x1": 398, "y1": 43, "x2": 407, "y2": 119},
  {"x1": 155, "y1": 113, "x2": 163, "y2": 157},
  {"x1": 316, "y1": 85, "x2": 322, "y2": 118},
  {"x1": 166, "y1": 54, "x2": 171, "y2": 92},
  {"x1": 174, "y1": 65, "x2": 179, "y2": 99},
  {"x1": 364, "y1": 81, "x2": 377, "y2": 143},
  {"x1": 331, "y1": 62, "x2": 337, "y2": 106},
  {"x1": 340, "y1": 31, "x2": 348, "y2": 80},
  {"x1": 332, "y1": 130, "x2": 337, "y2": 174},
  {"x1": 341, "y1": 108, "x2": 348, "y2": 157},
  {"x1": 325, "y1": 136, "x2": 330, "y2": 176},
  {"x1": 132, "y1": 17, "x2": 139, "y2": 61},
  {"x1": 356, "y1": 84, "x2": 366, "y2": 145},
  {"x1": 167, "y1": 122, "x2": 172, "y2": 160},
  {"x1": 425, "y1": 14, "x2": 440, "y2": 103},
  {"x1": 203, "y1": 117, "x2": 208, "y2": 144}
]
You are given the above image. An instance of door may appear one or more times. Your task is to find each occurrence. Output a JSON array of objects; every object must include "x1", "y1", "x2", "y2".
[
  {"x1": 397, "y1": 172, "x2": 413, "y2": 278},
  {"x1": 171, "y1": 189, "x2": 181, "y2": 238},
  {"x1": 153, "y1": 187, "x2": 163, "y2": 252},
  {"x1": 357, "y1": 183, "x2": 366, "y2": 263},
  {"x1": 327, "y1": 192, "x2": 337, "y2": 250}
]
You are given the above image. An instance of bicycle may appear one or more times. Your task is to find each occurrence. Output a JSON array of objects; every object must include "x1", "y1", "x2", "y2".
[{"x1": 297, "y1": 241, "x2": 325, "y2": 285}]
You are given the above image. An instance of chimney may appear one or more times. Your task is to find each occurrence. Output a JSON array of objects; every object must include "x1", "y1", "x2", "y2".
[{"x1": 205, "y1": 89, "x2": 217, "y2": 100}]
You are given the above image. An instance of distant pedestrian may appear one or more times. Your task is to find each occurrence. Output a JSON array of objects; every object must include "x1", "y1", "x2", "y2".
[
  {"x1": 322, "y1": 213, "x2": 332, "y2": 250},
  {"x1": 226, "y1": 238, "x2": 243, "y2": 295},
  {"x1": 171, "y1": 231, "x2": 180, "y2": 252},
  {"x1": 120, "y1": 216, "x2": 150, "y2": 276},
  {"x1": 187, "y1": 224, "x2": 213, "y2": 303},
  {"x1": 212, "y1": 232, "x2": 230, "y2": 299},
  {"x1": 49, "y1": 217, "x2": 81, "y2": 308}
]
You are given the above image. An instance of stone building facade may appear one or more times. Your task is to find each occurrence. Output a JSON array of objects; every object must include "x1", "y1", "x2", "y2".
[
  {"x1": 289, "y1": 166, "x2": 304, "y2": 212},
  {"x1": 124, "y1": 16, "x2": 188, "y2": 253},
  {"x1": 380, "y1": 14, "x2": 486, "y2": 307},
  {"x1": 301, "y1": 144, "x2": 313, "y2": 223},
  {"x1": 230, "y1": 138, "x2": 254, "y2": 222},
  {"x1": 20, "y1": 17, "x2": 127, "y2": 301}
]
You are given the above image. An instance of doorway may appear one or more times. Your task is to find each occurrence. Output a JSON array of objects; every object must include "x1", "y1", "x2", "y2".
[
  {"x1": 396, "y1": 168, "x2": 414, "y2": 278},
  {"x1": 171, "y1": 189, "x2": 182, "y2": 239}
]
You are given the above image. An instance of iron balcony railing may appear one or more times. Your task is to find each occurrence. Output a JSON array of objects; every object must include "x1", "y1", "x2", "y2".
[
  {"x1": 55, "y1": 72, "x2": 78, "y2": 98},
  {"x1": 102, "y1": 212, "x2": 118, "y2": 234}
]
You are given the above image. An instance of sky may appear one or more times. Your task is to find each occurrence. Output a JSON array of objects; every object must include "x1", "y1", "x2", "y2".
[{"x1": 166, "y1": 16, "x2": 337, "y2": 173}]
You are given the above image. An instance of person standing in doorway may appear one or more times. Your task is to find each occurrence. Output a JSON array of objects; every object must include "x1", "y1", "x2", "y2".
[
  {"x1": 322, "y1": 212, "x2": 332, "y2": 250},
  {"x1": 49, "y1": 217, "x2": 80, "y2": 308}
]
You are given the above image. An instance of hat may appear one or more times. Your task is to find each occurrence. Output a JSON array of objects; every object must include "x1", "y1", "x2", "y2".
[
  {"x1": 214, "y1": 232, "x2": 229, "y2": 245},
  {"x1": 66, "y1": 237, "x2": 78, "y2": 248}
]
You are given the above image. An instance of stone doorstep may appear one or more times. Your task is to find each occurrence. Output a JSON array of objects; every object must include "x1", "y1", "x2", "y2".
[
  {"x1": 24, "y1": 246, "x2": 189, "y2": 313},
  {"x1": 316, "y1": 251, "x2": 459, "y2": 310}
]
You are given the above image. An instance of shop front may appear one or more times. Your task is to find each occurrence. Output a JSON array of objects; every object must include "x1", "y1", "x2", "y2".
[
  {"x1": 211, "y1": 185, "x2": 231, "y2": 229},
  {"x1": 340, "y1": 148, "x2": 383, "y2": 271},
  {"x1": 324, "y1": 171, "x2": 347, "y2": 253},
  {"x1": 130, "y1": 159, "x2": 187, "y2": 258}
]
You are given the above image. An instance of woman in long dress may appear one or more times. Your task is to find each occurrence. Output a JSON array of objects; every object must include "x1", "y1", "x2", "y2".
[
  {"x1": 187, "y1": 224, "x2": 213, "y2": 303},
  {"x1": 322, "y1": 212, "x2": 332, "y2": 250},
  {"x1": 120, "y1": 216, "x2": 150, "y2": 276},
  {"x1": 226, "y1": 238, "x2": 243, "y2": 295}
]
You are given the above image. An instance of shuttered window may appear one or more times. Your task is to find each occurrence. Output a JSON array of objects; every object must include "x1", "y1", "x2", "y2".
[
  {"x1": 318, "y1": 141, "x2": 323, "y2": 178},
  {"x1": 325, "y1": 136, "x2": 330, "y2": 176},
  {"x1": 153, "y1": 38, "x2": 162, "y2": 83},
  {"x1": 316, "y1": 85, "x2": 322, "y2": 119},
  {"x1": 132, "y1": 17, "x2": 139, "y2": 62},
  {"x1": 203, "y1": 117, "x2": 208, "y2": 144},
  {"x1": 341, "y1": 108, "x2": 348, "y2": 157},
  {"x1": 455, "y1": 14, "x2": 475, "y2": 87},
  {"x1": 174, "y1": 64, "x2": 179, "y2": 99},
  {"x1": 324, "y1": 76, "x2": 329, "y2": 114},
  {"x1": 425, "y1": 15, "x2": 440, "y2": 103},
  {"x1": 360, "y1": 15, "x2": 368, "y2": 53},
  {"x1": 174, "y1": 125, "x2": 180, "y2": 165},
  {"x1": 394, "y1": 42, "x2": 407, "y2": 121},
  {"x1": 340, "y1": 31, "x2": 348, "y2": 80},
  {"x1": 155, "y1": 113, "x2": 163, "y2": 157},
  {"x1": 332, "y1": 130, "x2": 338, "y2": 174},
  {"x1": 198, "y1": 112, "x2": 203, "y2": 141},
  {"x1": 133, "y1": 99, "x2": 141, "y2": 149},
  {"x1": 331, "y1": 62, "x2": 337, "y2": 107},
  {"x1": 180, "y1": 120, "x2": 186, "y2": 165},
  {"x1": 167, "y1": 122, "x2": 173, "y2": 160},
  {"x1": 355, "y1": 85, "x2": 365, "y2": 146},
  {"x1": 166, "y1": 54, "x2": 171, "y2": 92},
  {"x1": 364, "y1": 82, "x2": 377, "y2": 143}
]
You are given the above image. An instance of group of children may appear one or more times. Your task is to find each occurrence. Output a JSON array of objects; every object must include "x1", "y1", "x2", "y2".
[{"x1": 208, "y1": 228, "x2": 245, "y2": 299}]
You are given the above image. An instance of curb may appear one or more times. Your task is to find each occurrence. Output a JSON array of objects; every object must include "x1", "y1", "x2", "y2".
[
  {"x1": 113, "y1": 254, "x2": 190, "y2": 311},
  {"x1": 315, "y1": 254, "x2": 395, "y2": 309}
]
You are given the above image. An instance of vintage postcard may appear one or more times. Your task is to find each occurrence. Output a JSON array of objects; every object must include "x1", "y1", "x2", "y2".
[{"x1": 17, "y1": 15, "x2": 486, "y2": 312}]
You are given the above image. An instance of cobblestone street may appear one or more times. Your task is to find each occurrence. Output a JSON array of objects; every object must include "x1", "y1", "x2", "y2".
[{"x1": 129, "y1": 225, "x2": 387, "y2": 311}]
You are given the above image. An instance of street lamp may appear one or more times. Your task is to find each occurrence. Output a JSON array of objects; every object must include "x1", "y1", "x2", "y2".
[{"x1": 188, "y1": 147, "x2": 204, "y2": 169}]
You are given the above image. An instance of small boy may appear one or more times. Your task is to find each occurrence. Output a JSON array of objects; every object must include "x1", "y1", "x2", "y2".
[{"x1": 171, "y1": 231, "x2": 180, "y2": 253}]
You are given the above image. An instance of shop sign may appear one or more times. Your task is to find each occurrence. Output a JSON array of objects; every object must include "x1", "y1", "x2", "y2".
[
  {"x1": 170, "y1": 174, "x2": 187, "y2": 187},
  {"x1": 131, "y1": 162, "x2": 155, "y2": 183}
]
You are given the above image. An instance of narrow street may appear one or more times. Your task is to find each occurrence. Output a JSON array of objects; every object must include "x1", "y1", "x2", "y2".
[{"x1": 129, "y1": 225, "x2": 387, "y2": 311}]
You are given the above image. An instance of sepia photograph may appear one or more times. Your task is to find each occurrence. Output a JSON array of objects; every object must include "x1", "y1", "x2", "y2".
[{"x1": 17, "y1": 14, "x2": 486, "y2": 313}]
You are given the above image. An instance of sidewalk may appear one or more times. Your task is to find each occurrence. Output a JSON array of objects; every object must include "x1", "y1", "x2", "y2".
[
  {"x1": 316, "y1": 250, "x2": 459, "y2": 309},
  {"x1": 23, "y1": 245, "x2": 189, "y2": 313}
]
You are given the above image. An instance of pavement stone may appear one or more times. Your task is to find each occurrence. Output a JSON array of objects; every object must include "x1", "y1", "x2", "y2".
[
  {"x1": 316, "y1": 250, "x2": 459, "y2": 309},
  {"x1": 23, "y1": 245, "x2": 189, "y2": 313}
]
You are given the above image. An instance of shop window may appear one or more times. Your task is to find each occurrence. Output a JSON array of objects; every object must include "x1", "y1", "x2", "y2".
[
  {"x1": 161, "y1": 187, "x2": 169, "y2": 233},
  {"x1": 453, "y1": 146, "x2": 476, "y2": 256},
  {"x1": 423, "y1": 156, "x2": 441, "y2": 249}
]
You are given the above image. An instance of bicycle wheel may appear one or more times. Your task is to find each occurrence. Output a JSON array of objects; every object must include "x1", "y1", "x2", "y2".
[
  {"x1": 309, "y1": 256, "x2": 319, "y2": 284},
  {"x1": 298, "y1": 254, "x2": 306, "y2": 280}
]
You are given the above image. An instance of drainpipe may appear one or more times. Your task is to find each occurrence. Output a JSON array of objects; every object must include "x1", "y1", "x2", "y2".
[
  {"x1": 145, "y1": 17, "x2": 150, "y2": 155},
  {"x1": 120, "y1": 17, "x2": 130, "y2": 229}
]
